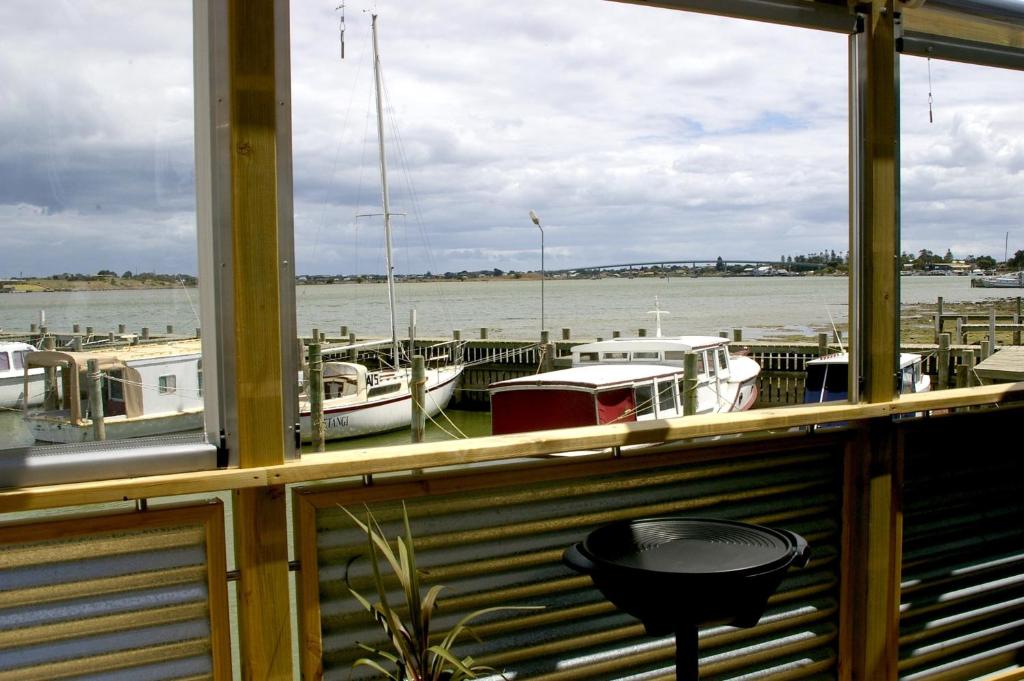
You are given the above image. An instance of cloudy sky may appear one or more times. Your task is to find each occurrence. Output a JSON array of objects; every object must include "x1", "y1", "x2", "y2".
[{"x1": 1, "y1": 1, "x2": 1021, "y2": 278}]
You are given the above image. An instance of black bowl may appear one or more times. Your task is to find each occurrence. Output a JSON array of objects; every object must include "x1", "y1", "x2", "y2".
[{"x1": 564, "y1": 517, "x2": 809, "y2": 635}]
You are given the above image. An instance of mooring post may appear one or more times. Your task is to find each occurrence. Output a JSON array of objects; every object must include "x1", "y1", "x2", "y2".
[
  {"x1": 818, "y1": 332, "x2": 829, "y2": 357},
  {"x1": 613, "y1": 330, "x2": 621, "y2": 338},
  {"x1": 108, "y1": 332, "x2": 115, "y2": 343},
  {"x1": 938, "y1": 333, "x2": 951, "y2": 389},
  {"x1": 453, "y1": 329, "x2": 461, "y2": 341},
  {"x1": 733, "y1": 328, "x2": 743, "y2": 342},
  {"x1": 73, "y1": 323, "x2": 80, "y2": 333},
  {"x1": 989, "y1": 308, "x2": 997, "y2": 354},
  {"x1": 72, "y1": 336, "x2": 82, "y2": 352},
  {"x1": 141, "y1": 327, "x2": 150, "y2": 340},
  {"x1": 1015, "y1": 313, "x2": 1022, "y2": 346},
  {"x1": 42, "y1": 335, "x2": 58, "y2": 410},
  {"x1": 956, "y1": 317, "x2": 964, "y2": 344},
  {"x1": 411, "y1": 355, "x2": 426, "y2": 443},
  {"x1": 562, "y1": 328, "x2": 570, "y2": 340},
  {"x1": 340, "y1": 325, "x2": 348, "y2": 337},
  {"x1": 348, "y1": 332, "x2": 357, "y2": 360},
  {"x1": 480, "y1": 327, "x2": 488, "y2": 340},
  {"x1": 935, "y1": 296, "x2": 944, "y2": 342},
  {"x1": 539, "y1": 332, "x2": 554, "y2": 373},
  {"x1": 195, "y1": 327, "x2": 201, "y2": 339},
  {"x1": 86, "y1": 358, "x2": 106, "y2": 441},
  {"x1": 311, "y1": 328, "x2": 319, "y2": 347},
  {"x1": 980, "y1": 340, "x2": 990, "y2": 362},
  {"x1": 719, "y1": 331, "x2": 729, "y2": 339},
  {"x1": 118, "y1": 323, "x2": 126, "y2": 334},
  {"x1": 308, "y1": 342, "x2": 325, "y2": 452},
  {"x1": 963, "y1": 349, "x2": 976, "y2": 388},
  {"x1": 85, "y1": 325, "x2": 93, "y2": 337},
  {"x1": 30, "y1": 323, "x2": 37, "y2": 333},
  {"x1": 683, "y1": 352, "x2": 699, "y2": 416},
  {"x1": 638, "y1": 328, "x2": 647, "y2": 337},
  {"x1": 167, "y1": 324, "x2": 174, "y2": 335}
]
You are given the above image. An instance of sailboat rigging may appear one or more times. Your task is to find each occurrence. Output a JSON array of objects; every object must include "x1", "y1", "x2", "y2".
[{"x1": 296, "y1": 13, "x2": 465, "y2": 442}]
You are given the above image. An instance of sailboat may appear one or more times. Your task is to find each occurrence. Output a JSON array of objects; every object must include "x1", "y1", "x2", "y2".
[{"x1": 296, "y1": 14, "x2": 464, "y2": 442}]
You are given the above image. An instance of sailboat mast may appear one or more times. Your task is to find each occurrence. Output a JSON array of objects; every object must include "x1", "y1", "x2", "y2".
[{"x1": 371, "y1": 14, "x2": 400, "y2": 367}]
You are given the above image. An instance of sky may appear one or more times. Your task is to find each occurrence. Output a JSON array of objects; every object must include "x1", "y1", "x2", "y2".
[{"x1": 0, "y1": 1, "x2": 1021, "y2": 278}]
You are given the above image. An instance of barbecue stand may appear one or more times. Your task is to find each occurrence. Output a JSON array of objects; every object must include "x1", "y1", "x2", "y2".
[{"x1": 564, "y1": 517, "x2": 810, "y2": 681}]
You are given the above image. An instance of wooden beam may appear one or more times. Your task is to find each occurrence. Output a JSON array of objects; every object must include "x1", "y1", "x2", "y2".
[
  {"x1": 0, "y1": 382, "x2": 1021, "y2": 514},
  {"x1": 225, "y1": 0, "x2": 292, "y2": 678}
]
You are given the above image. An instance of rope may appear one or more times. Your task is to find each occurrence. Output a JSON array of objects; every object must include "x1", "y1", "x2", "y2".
[{"x1": 104, "y1": 373, "x2": 203, "y2": 397}]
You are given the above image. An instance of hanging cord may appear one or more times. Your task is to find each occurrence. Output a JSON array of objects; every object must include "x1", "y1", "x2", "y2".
[
  {"x1": 927, "y1": 54, "x2": 934, "y2": 123},
  {"x1": 422, "y1": 389, "x2": 469, "y2": 439}
]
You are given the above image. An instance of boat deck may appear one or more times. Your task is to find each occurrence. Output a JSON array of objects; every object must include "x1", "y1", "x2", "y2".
[{"x1": 973, "y1": 346, "x2": 1024, "y2": 383}]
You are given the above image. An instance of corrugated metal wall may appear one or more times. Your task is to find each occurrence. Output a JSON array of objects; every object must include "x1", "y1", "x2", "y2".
[
  {"x1": 0, "y1": 502, "x2": 229, "y2": 681},
  {"x1": 297, "y1": 439, "x2": 843, "y2": 680},
  {"x1": 899, "y1": 412, "x2": 1024, "y2": 680}
]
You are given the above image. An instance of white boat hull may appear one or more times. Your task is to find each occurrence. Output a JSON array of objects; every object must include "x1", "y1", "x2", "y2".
[
  {"x1": 0, "y1": 372, "x2": 45, "y2": 409},
  {"x1": 25, "y1": 408, "x2": 205, "y2": 444},
  {"x1": 299, "y1": 365, "x2": 462, "y2": 441}
]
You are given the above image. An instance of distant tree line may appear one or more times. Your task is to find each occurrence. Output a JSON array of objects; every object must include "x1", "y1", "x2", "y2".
[{"x1": 46, "y1": 271, "x2": 198, "y2": 286}]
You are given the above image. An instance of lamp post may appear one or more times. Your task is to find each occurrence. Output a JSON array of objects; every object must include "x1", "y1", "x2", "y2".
[{"x1": 529, "y1": 210, "x2": 544, "y2": 335}]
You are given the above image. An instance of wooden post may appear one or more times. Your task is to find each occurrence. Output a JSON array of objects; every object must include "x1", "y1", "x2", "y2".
[
  {"x1": 934, "y1": 296, "x2": 943, "y2": 342},
  {"x1": 682, "y1": 352, "x2": 698, "y2": 416},
  {"x1": 141, "y1": 327, "x2": 150, "y2": 340},
  {"x1": 118, "y1": 323, "x2": 126, "y2": 334},
  {"x1": 411, "y1": 355, "x2": 426, "y2": 443},
  {"x1": 989, "y1": 308, "x2": 997, "y2": 353},
  {"x1": 348, "y1": 332, "x2": 357, "y2": 360},
  {"x1": 196, "y1": 327, "x2": 202, "y2": 339},
  {"x1": 980, "y1": 340, "x2": 990, "y2": 362},
  {"x1": 453, "y1": 329, "x2": 461, "y2": 341},
  {"x1": 956, "y1": 317, "x2": 964, "y2": 344},
  {"x1": 308, "y1": 342, "x2": 325, "y2": 453},
  {"x1": 818, "y1": 332, "x2": 829, "y2": 357},
  {"x1": 539, "y1": 338, "x2": 555, "y2": 374},
  {"x1": 613, "y1": 330, "x2": 621, "y2": 338},
  {"x1": 311, "y1": 328, "x2": 319, "y2": 346},
  {"x1": 842, "y1": 3, "x2": 902, "y2": 677},
  {"x1": 963, "y1": 348, "x2": 976, "y2": 388},
  {"x1": 167, "y1": 324, "x2": 175, "y2": 334},
  {"x1": 340, "y1": 324, "x2": 348, "y2": 337},
  {"x1": 719, "y1": 331, "x2": 729, "y2": 339},
  {"x1": 638, "y1": 328, "x2": 647, "y2": 337},
  {"x1": 562, "y1": 328, "x2": 570, "y2": 340},
  {"x1": 73, "y1": 323, "x2": 81, "y2": 333},
  {"x1": 480, "y1": 327, "x2": 488, "y2": 339},
  {"x1": 108, "y1": 332, "x2": 115, "y2": 343},
  {"x1": 30, "y1": 323, "x2": 37, "y2": 333},
  {"x1": 40, "y1": 326, "x2": 48, "y2": 337},
  {"x1": 937, "y1": 333, "x2": 950, "y2": 390},
  {"x1": 733, "y1": 328, "x2": 742, "y2": 342},
  {"x1": 86, "y1": 325, "x2": 94, "y2": 336},
  {"x1": 541, "y1": 330, "x2": 550, "y2": 344},
  {"x1": 72, "y1": 336, "x2": 83, "y2": 352},
  {"x1": 42, "y1": 336, "x2": 58, "y2": 410},
  {"x1": 86, "y1": 358, "x2": 106, "y2": 441},
  {"x1": 1014, "y1": 314, "x2": 1021, "y2": 346}
]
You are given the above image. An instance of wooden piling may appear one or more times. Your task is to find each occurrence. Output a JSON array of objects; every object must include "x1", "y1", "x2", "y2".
[
  {"x1": 86, "y1": 358, "x2": 106, "y2": 441},
  {"x1": 480, "y1": 327, "x2": 488, "y2": 340},
  {"x1": 72, "y1": 336, "x2": 82, "y2": 352},
  {"x1": 733, "y1": 328, "x2": 743, "y2": 342},
  {"x1": 340, "y1": 325, "x2": 348, "y2": 337},
  {"x1": 118, "y1": 324, "x2": 126, "y2": 334},
  {"x1": 30, "y1": 323, "x2": 37, "y2": 333},
  {"x1": 818, "y1": 332, "x2": 829, "y2": 357},
  {"x1": 85, "y1": 326, "x2": 93, "y2": 336},
  {"x1": 453, "y1": 329, "x2": 461, "y2": 341},
  {"x1": 719, "y1": 331, "x2": 729, "y2": 339},
  {"x1": 141, "y1": 327, "x2": 150, "y2": 340},
  {"x1": 308, "y1": 343, "x2": 325, "y2": 453},
  {"x1": 562, "y1": 328, "x2": 570, "y2": 340},
  {"x1": 934, "y1": 296, "x2": 943, "y2": 342},
  {"x1": 411, "y1": 355, "x2": 426, "y2": 443},
  {"x1": 989, "y1": 309, "x2": 997, "y2": 353},
  {"x1": 42, "y1": 336, "x2": 58, "y2": 410},
  {"x1": 638, "y1": 328, "x2": 647, "y2": 337},
  {"x1": 1015, "y1": 314, "x2": 1021, "y2": 346},
  {"x1": 73, "y1": 323, "x2": 80, "y2": 333},
  {"x1": 167, "y1": 324, "x2": 174, "y2": 335},
  {"x1": 962, "y1": 349, "x2": 976, "y2": 388},
  {"x1": 938, "y1": 333, "x2": 950, "y2": 389},
  {"x1": 613, "y1": 331, "x2": 621, "y2": 338},
  {"x1": 541, "y1": 330, "x2": 550, "y2": 345},
  {"x1": 956, "y1": 317, "x2": 964, "y2": 344},
  {"x1": 682, "y1": 352, "x2": 698, "y2": 416},
  {"x1": 980, "y1": 340, "x2": 990, "y2": 361}
]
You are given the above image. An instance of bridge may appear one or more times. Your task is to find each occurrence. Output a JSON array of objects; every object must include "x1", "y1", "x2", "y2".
[{"x1": 560, "y1": 259, "x2": 829, "y2": 273}]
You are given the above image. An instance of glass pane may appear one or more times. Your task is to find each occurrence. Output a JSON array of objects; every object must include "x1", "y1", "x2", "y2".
[{"x1": 0, "y1": 3, "x2": 199, "y2": 450}]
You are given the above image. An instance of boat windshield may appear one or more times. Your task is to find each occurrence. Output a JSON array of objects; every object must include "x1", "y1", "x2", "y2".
[
  {"x1": 804, "y1": 363, "x2": 848, "y2": 402},
  {"x1": 634, "y1": 383, "x2": 655, "y2": 416}
]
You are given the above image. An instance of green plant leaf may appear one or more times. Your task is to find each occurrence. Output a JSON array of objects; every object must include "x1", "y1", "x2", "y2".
[
  {"x1": 427, "y1": 644, "x2": 479, "y2": 678},
  {"x1": 353, "y1": 656, "x2": 400, "y2": 680}
]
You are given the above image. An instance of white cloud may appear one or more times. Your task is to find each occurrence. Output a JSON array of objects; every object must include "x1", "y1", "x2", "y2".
[{"x1": 0, "y1": 1, "x2": 1021, "y2": 277}]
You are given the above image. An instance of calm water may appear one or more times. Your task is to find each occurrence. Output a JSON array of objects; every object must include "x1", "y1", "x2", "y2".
[
  {"x1": 1, "y1": 275, "x2": 1017, "y2": 449},
  {"x1": 2, "y1": 275, "x2": 1015, "y2": 340}
]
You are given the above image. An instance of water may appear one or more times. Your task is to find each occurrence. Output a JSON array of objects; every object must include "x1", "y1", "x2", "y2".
[
  {"x1": 2, "y1": 275, "x2": 1014, "y2": 341},
  {"x1": 2, "y1": 275, "x2": 1017, "y2": 449}
]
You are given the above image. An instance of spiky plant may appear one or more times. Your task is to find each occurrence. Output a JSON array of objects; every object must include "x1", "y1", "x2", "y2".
[{"x1": 341, "y1": 503, "x2": 538, "y2": 680}]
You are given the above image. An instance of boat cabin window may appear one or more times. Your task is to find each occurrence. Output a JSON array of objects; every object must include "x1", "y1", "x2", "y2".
[
  {"x1": 705, "y1": 352, "x2": 716, "y2": 376},
  {"x1": 158, "y1": 375, "x2": 177, "y2": 395},
  {"x1": 107, "y1": 371, "x2": 125, "y2": 402},
  {"x1": 805, "y1": 363, "x2": 848, "y2": 399},
  {"x1": 0, "y1": 353, "x2": 9, "y2": 371},
  {"x1": 578, "y1": 352, "x2": 600, "y2": 363},
  {"x1": 633, "y1": 352, "x2": 659, "y2": 361},
  {"x1": 633, "y1": 383, "x2": 655, "y2": 417},
  {"x1": 602, "y1": 352, "x2": 629, "y2": 361},
  {"x1": 901, "y1": 365, "x2": 915, "y2": 393},
  {"x1": 368, "y1": 382, "x2": 403, "y2": 399},
  {"x1": 657, "y1": 379, "x2": 676, "y2": 413},
  {"x1": 717, "y1": 348, "x2": 729, "y2": 371},
  {"x1": 664, "y1": 351, "x2": 687, "y2": 361}
]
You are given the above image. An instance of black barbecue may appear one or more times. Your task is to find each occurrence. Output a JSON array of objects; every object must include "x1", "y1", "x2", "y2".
[{"x1": 564, "y1": 517, "x2": 810, "y2": 681}]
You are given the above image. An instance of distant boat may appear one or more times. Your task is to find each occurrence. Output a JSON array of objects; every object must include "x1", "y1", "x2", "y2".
[
  {"x1": 803, "y1": 352, "x2": 930, "y2": 404},
  {"x1": 971, "y1": 271, "x2": 1024, "y2": 288},
  {"x1": 23, "y1": 340, "x2": 205, "y2": 444},
  {"x1": 489, "y1": 335, "x2": 761, "y2": 436},
  {"x1": 0, "y1": 342, "x2": 45, "y2": 409}
]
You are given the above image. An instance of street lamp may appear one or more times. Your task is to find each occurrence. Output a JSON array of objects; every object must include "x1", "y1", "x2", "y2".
[{"x1": 529, "y1": 210, "x2": 544, "y2": 335}]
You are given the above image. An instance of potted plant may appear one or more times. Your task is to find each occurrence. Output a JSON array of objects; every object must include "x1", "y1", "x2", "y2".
[{"x1": 341, "y1": 503, "x2": 539, "y2": 680}]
